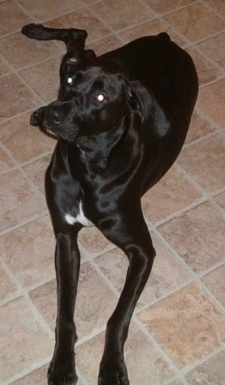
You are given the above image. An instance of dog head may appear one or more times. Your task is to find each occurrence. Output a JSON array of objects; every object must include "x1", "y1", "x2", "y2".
[
  {"x1": 30, "y1": 57, "x2": 152, "y2": 143},
  {"x1": 31, "y1": 41, "x2": 170, "y2": 145}
]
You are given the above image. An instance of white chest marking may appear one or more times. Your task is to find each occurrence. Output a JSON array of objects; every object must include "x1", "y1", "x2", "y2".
[{"x1": 65, "y1": 202, "x2": 93, "y2": 227}]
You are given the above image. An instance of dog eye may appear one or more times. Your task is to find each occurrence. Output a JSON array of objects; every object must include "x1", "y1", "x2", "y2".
[
  {"x1": 67, "y1": 77, "x2": 73, "y2": 85},
  {"x1": 95, "y1": 94, "x2": 106, "y2": 103}
]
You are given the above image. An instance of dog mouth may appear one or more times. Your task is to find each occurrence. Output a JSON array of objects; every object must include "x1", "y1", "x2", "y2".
[
  {"x1": 30, "y1": 106, "x2": 83, "y2": 143},
  {"x1": 45, "y1": 128, "x2": 59, "y2": 139},
  {"x1": 30, "y1": 110, "x2": 59, "y2": 138}
]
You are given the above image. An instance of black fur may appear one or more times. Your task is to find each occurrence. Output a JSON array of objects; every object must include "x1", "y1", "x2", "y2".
[{"x1": 22, "y1": 23, "x2": 198, "y2": 385}]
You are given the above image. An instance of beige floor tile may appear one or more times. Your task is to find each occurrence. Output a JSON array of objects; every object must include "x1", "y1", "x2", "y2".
[
  {"x1": 158, "y1": 201, "x2": 225, "y2": 274},
  {"x1": 89, "y1": 35, "x2": 122, "y2": 57},
  {"x1": 0, "y1": 74, "x2": 40, "y2": 122},
  {"x1": 165, "y1": 3, "x2": 224, "y2": 42},
  {"x1": 90, "y1": 0, "x2": 155, "y2": 31},
  {"x1": 0, "y1": 262, "x2": 18, "y2": 302},
  {"x1": 79, "y1": 226, "x2": 115, "y2": 257},
  {"x1": 76, "y1": 332, "x2": 106, "y2": 385},
  {"x1": 12, "y1": 363, "x2": 86, "y2": 385},
  {"x1": 144, "y1": 0, "x2": 194, "y2": 14},
  {"x1": 198, "y1": 78, "x2": 225, "y2": 129},
  {"x1": 18, "y1": 0, "x2": 84, "y2": 20},
  {"x1": 0, "y1": 146, "x2": 14, "y2": 173},
  {"x1": 119, "y1": 19, "x2": 188, "y2": 47},
  {"x1": 0, "y1": 170, "x2": 46, "y2": 232},
  {"x1": 12, "y1": 365, "x2": 48, "y2": 385},
  {"x1": 95, "y1": 248, "x2": 128, "y2": 293},
  {"x1": 0, "y1": 57, "x2": 11, "y2": 76},
  {"x1": 141, "y1": 165, "x2": 201, "y2": 224},
  {"x1": 23, "y1": 155, "x2": 52, "y2": 195},
  {"x1": 96, "y1": 231, "x2": 192, "y2": 308},
  {"x1": 205, "y1": 0, "x2": 225, "y2": 19},
  {"x1": 0, "y1": 296, "x2": 53, "y2": 383},
  {"x1": 30, "y1": 262, "x2": 117, "y2": 339},
  {"x1": 19, "y1": 57, "x2": 62, "y2": 103},
  {"x1": 169, "y1": 381, "x2": 185, "y2": 385},
  {"x1": 197, "y1": 32, "x2": 225, "y2": 72},
  {"x1": 0, "y1": 32, "x2": 62, "y2": 70},
  {"x1": 29, "y1": 279, "x2": 57, "y2": 331},
  {"x1": 0, "y1": 1, "x2": 31, "y2": 36},
  {"x1": 83, "y1": 0, "x2": 96, "y2": 4},
  {"x1": 202, "y1": 265, "x2": 225, "y2": 308},
  {"x1": 185, "y1": 350, "x2": 225, "y2": 385},
  {"x1": 46, "y1": 9, "x2": 111, "y2": 45},
  {"x1": 76, "y1": 262, "x2": 117, "y2": 339},
  {"x1": 185, "y1": 111, "x2": 216, "y2": 144},
  {"x1": 0, "y1": 113, "x2": 54, "y2": 163},
  {"x1": 138, "y1": 283, "x2": 225, "y2": 369},
  {"x1": 0, "y1": 216, "x2": 55, "y2": 288},
  {"x1": 77, "y1": 324, "x2": 175, "y2": 385},
  {"x1": 124, "y1": 324, "x2": 175, "y2": 385},
  {"x1": 178, "y1": 134, "x2": 225, "y2": 193},
  {"x1": 187, "y1": 46, "x2": 222, "y2": 86},
  {"x1": 214, "y1": 191, "x2": 225, "y2": 212},
  {"x1": 139, "y1": 232, "x2": 193, "y2": 306}
]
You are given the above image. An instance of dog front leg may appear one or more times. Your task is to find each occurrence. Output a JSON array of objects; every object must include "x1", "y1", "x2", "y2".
[
  {"x1": 48, "y1": 231, "x2": 80, "y2": 385},
  {"x1": 98, "y1": 219, "x2": 155, "y2": 385}
]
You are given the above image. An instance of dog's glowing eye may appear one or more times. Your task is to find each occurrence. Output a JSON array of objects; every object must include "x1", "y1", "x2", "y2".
[
  {"x1": 96, "y1": 94, "x2": 105, "y2": 102},
  {"x1": 67, "y1": 77, "x2": 73, "y2": 85}
]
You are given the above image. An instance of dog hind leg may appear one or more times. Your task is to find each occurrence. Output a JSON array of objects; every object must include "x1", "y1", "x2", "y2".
[{"x1": 21, "y1": 23, "x2": 87, "y2": 50}]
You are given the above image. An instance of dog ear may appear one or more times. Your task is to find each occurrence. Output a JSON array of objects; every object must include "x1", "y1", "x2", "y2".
[
  {"x1": 126, "y1": 80, "x2": 150, "y2": 123},
  {"x1": 126, "y1": 80, "x2": 170, "y2": 137}
]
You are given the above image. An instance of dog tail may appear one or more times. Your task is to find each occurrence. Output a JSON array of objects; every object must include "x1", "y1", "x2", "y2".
[{"x1": 157, "y1": 32, "x2": 170, "y2": 41}]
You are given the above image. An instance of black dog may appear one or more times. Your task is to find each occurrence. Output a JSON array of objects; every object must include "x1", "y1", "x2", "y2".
[{"x1": 22, "y1": 23, "x2": 198, "y2": 385}]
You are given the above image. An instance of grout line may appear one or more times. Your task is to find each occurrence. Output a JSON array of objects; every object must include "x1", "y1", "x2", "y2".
[
  {"x1": 199, "y1": 259, "x2": 225, "y2": 280},
  {"x1": 131, "y1": 315, "x2": 181, "y2": 380},
  {"x1": 17, "y1": 52, "x2": 63, "y2": 73},
  {"x1": 29, "y1": 4, "x2": 87, "y2": 26},
  {"x1": 0, "y1": 105, "x2": 40, "y2": 126},
  {"x1": 152, "y1": 196, "x2": 207, "y2": 228},
  {"x1": 15, "y1": 70, "x2": 46, "y2": 104},
  {"x1": 0, "y1": 211, "x2": 48, "y2": 238},
  {"x1": 0, "y1": 53, "x2": 44, "y2": 105},
  {"x1": 183, "y1": 346, "x2": 225, "y2": 378},
  {"x1": 0, "y1": 141, "x2": 47, "y2": 201},
  {"x1": 2, "y1": 360, "x2": 50, "y2": 385},
  {"x1": 189, "y1": 40, "x2": 223, "y2": 73},
  {"x1": 200, "y1": 0, "x2": 225, "y2": 23},
  {"x1": 183, "y1": 130, "x2": 219, "y2": 150},
  {"x1": 14, "y1": 0, "x2": 37, "y2": 23},
  {"x1": 196, "y1": 101, "x2": 225, "y2": 135},
  {"x1": 86, "y1": 253, "x2": 121, "y2": 299},
  {"x1": 198, "y1": 73, "x2": 225, "y2": 90}
]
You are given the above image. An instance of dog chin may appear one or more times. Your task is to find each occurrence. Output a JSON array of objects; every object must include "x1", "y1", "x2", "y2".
[
  {"x1": 47, "y1": 128, "x2": 59, "y2": 138},
  {"x1": 41, "y1": 126, "x2": 59, "y2": 139},
  {"x1": 44, "y1": 127, "x2": 78, "y2": 142}
]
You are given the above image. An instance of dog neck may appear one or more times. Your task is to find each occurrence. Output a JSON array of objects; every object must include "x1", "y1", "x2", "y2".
[{"x1": 74, "y1": 114, "x2": 134, "y2": 167}]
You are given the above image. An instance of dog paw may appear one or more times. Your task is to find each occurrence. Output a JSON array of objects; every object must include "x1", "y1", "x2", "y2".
[
  {"x1": 48, "y1": 357, "x2": 78, "y2": 385},
  {"x1": 21, "y1": 23, "x2": 44, "y2": 38},
  {"x1": 98, "y1": 361, "x2": 129, "y2": 385}
]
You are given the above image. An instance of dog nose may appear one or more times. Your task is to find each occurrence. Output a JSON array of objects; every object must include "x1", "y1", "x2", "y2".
[{"x1": 30, "y1": 107, "x2": 44, "y2": 126}]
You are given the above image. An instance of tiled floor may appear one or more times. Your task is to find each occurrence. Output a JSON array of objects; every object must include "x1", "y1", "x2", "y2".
[{"x1": 0, "y1": 0, "x2": 225, "y2": 384}]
